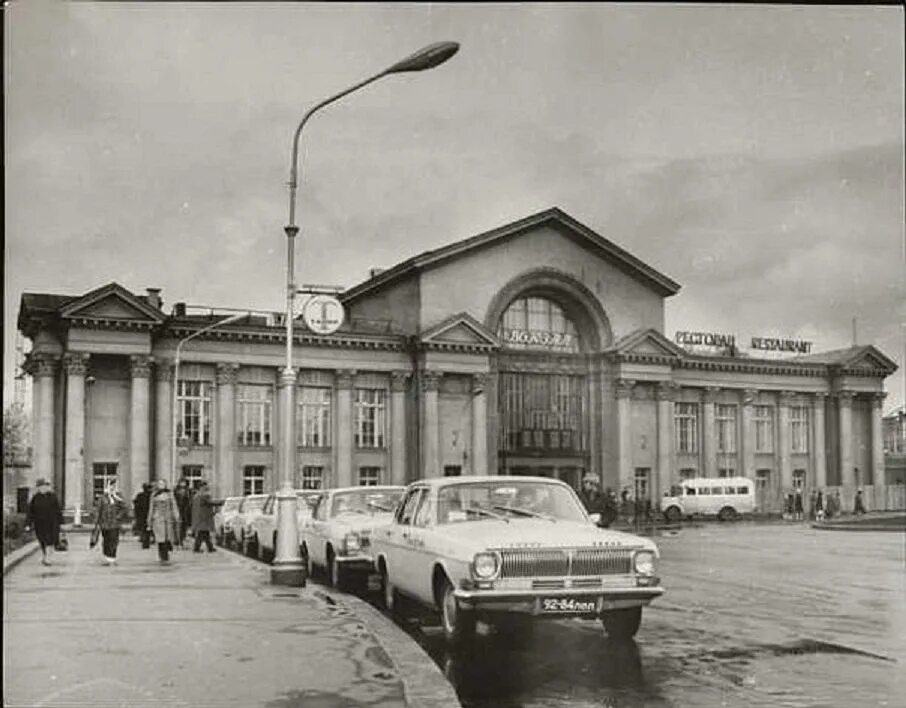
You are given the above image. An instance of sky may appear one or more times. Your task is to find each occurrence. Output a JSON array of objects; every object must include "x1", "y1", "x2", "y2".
[{"x1": 5, "y1": 2, "x2": 905, "y2": 414}]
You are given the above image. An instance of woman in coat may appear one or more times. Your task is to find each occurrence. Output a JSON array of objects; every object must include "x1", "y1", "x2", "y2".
[
  {"x1": 147, "y1": 479, "x2": 181, "y2": 564},
  {"x1": 95, "y1": 481, "x2": 130, "y2": 565},
  {"x1": 26, "y1": 478, "x2": 64, "y2": 566},
  {"x1": 190, "y1": 481, "x2": 219, "y2": 553}
]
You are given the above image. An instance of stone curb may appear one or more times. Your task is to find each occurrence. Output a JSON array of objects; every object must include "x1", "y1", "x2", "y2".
[
  {"x1": 3, "y1": 539, "x2": 40, "y2": 576},
  {"x1": 811, "y1": 522, "x2": 905, "y2": 532}
]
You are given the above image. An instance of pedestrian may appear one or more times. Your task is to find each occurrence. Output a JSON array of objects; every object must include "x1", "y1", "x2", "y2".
[
  {"x1": 601, "y1": 487, "x2": 618, "y2": 528},
  {"x1": 808, "y1": 490, "x2": 816, "y2": 520},
  {"x1": 95, "y1": 481, "x2": 130, "y2": 565},
  {"x1": 854, "y1": 489, "x2": 866, "y2": 515},
  {"x1": 578, "y1": 474, "x2": 605, "y2": 516},
  {"x1": 815, "y1": 490, "x2": 825, "y2": 522},
  {"x1": 191, "y1": 481, "x2": 219, "y2": 553},
  {"x1": 133, "y1": 483, "x2": 153, "y2": 549},
  {"x1": 794, "y1": 490, "x2": 804, "y2": 522},
  {"x1": 620, "y1": 488, "x2": 632, "y2": 522},
  {"x1": 174, "y1": 480, "x2": 192, "y2": 547},
  {"x1": 784, "y1": 492, "x2": 794, "y2": 520},
  {"x1": 25, "y1": 478, "x2": 64, "y2": 566},
  {"x1": 147, "y1": 479, "x2": 181, "y2": 564}
]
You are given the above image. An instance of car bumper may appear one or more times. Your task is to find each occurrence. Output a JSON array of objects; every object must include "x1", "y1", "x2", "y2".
[
  {"x1": 454, "y1": 583, "x2": 664, "y2": 616},
  {"x1": 335, "y1": 554, "x2": 375, "y2": 571}
]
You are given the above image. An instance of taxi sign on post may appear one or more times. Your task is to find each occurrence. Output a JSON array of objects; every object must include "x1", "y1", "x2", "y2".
[{"x1": 300, "y1": 294, "x2": 344, "y2": 335}]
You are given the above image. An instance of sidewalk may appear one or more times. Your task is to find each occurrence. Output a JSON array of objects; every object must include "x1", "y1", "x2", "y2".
[{"x1": 3, "y1": 534, "x2": 459, "y2": 708}]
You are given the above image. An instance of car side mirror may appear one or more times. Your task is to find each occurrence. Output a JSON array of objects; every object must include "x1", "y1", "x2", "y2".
[{"x1": 588, "y1": 512, "x2": 601, "y2": 525}]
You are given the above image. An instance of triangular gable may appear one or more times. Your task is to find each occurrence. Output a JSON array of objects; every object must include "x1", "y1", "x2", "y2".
[
  {"x1": 839, "y1": 346, "x2": 898, "y2": 375},
  {"x1": 59, "y1": 282, "x2": 164, "y2": 324},
  {"x1": 421, "y1": 312, "x2": 499, "y2": 349},
  {"x1": 607, "y1": 328, "x2": 685, "y2": 359}
]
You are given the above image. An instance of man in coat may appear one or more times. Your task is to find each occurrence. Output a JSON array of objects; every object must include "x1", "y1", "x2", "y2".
[
  {"x1": 173, "y1": 480, "x2": 192, "y2": 547},
  {"x1": 133, "y1": 483, "x2": 152, "y2": 549},
  {"x1": 191, "y1": 481, "x2": 220, "y2": 553},
  {"x1": 25, "y1": 478, "x2": 64, "y2": 566}
]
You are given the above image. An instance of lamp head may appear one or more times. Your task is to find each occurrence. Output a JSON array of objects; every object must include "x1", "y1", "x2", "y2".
[{"x1": 384, "y1": 41, "x2": 459, "y2": 75}]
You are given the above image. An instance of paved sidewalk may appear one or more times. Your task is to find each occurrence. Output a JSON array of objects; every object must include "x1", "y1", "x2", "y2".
[{"x1": 3, "y1": 534, "x2": 458, "y2": 708}]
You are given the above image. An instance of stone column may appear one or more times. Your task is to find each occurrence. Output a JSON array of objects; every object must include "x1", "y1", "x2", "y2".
[
  {"x1": 63, "y1": 353, "x2": 89, "y2": 518},
  {"x1": 655, "y1": 382, "x2": 675, "y2": 507},
  {"x1": 216, "y1": 363, "x2": 239, "y2": 497},
  {"x1": 421, "y1": 371, "x2": 442, "y2": 479},
  {"x1": 615, "y1": 379, "x2": 634, "y2": 491},
  {"x1": 390, "y1": 371, "x2": 409, "y2": 486},
  {"x1": 471, "y1": 374, "x2": 489, "y2": 476},
  {"x1": 28, "y1": 355, "x2": 58, "y2": 491},
  {"x1": 869, "y1": 393, "x2": 886, "y2": 487},
  {"x1": 812, "y1": 393, "x2": 828, "y2": 489},
  {"x1": 702, "y1": 387, "x2": 720, "y2": 478},
  {"x1": 154, "y1": 360, "x2": 173, "y2": 483},
  {"x1": 777, "y1": 391, "x2": 793, "y2": 494},
  {"x1": 334, "y1": 370, "x2": 355, "y2": 488},
  {"x1": 837, "y1": 391, "x2": 855, "y2": 490},
  {"x1": 740, "y1": 389, "x2": 757, "y2": 480},
  {"x1": 129, "y1": 355, "x2": 153, "y2": 501}
]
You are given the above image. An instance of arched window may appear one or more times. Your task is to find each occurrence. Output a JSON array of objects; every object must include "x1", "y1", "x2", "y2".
[{"x1": 498, "y1": 296, "x2": 580, "y2": 353}]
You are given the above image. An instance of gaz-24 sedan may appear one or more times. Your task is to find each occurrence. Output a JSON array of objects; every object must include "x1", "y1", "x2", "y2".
[{"x1": 371, "y1": 476, "x2": 664, "y2": 645}]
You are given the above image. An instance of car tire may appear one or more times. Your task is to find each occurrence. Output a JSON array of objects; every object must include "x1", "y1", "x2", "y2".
[
  {"x1": 718, "y1": 506, "x2": 738, "y2": 522},
  {"x1": 327, "y1": 549, "x2": 347, "y2": 591},
  {"x1": 601, "y1": 607, "x2": 642, "y2": 640},
  {"x1": 301, "y1": 544, "x2": 315, "y2": 579},
  {"x1": 440, "y1": 577, "x2": 476, "y2": 647},
  {"x1": 664, "y1": 506, "x2": 682, "y2": 523},
  {"x1": 381, "y1": 565, "x2": 399, "y2": 613}
]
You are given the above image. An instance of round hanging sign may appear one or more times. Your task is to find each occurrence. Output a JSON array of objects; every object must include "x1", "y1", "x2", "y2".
[{"x1": 301, "y1": 295, "x2": 345, "y2": 335}]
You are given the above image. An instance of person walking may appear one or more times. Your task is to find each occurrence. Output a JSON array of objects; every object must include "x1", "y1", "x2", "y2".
[
  {"x1": 25, "y1": 478, "x2": 64, "y2": 566},
  {"x1": 191, "y1": 481, "x2": 219, "y2": 553},
  {"x1": 601, "y1": 487, "x2": 618, "y2": 528},
  {"x1": 133, "y1": 483, "x2": 153, "y2": 549},
  {"x1": 815, "y1": 490, "x2": 825, "y2": 521},
  {"x1": 95, "y1": 482, "x2": 130, "y2": 565},
  {"x1": 147, "y1": 479, "x2": 181, "y2": 564},
  {"x1": 578, "y1": 474, "x2": 609, "y2": 527},
  {"x1": 174, "y1": 480, "x2": 192, "y2": 548},
  {"x1": 854, "y1": 489, "x2": 867, "y2": 515},
  {"x1": 794, "y1": 490, "x2": 804, "y2": 522}
]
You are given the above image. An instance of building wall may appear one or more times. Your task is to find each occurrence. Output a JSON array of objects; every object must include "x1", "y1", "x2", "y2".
[{"x1": 84, "y1": 356, "x2": 131, "y2": 503}]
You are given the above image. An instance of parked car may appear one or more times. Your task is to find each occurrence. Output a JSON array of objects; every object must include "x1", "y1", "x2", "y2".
[
  {"x1": 301, "y1": 486, "x2": 404, "y2": 590},
  {"x1": 234, "y1": 494, "x2": 268, "y2": 554},
  {"x1": 214, "y1": 496, "x2": 243, "y2": 546},
  {"x1": 661, "y1": 477, "x2": 755, "y2": 522},
  {"x1": 246, "y1": 490, "x2": 321, "y2": 562},
  {"x1": 371, "y1": 476, "x2": 664, "y2": 646}
]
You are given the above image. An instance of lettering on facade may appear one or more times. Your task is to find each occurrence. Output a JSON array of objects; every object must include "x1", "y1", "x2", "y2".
[
  {"x1": 503, "y1": 329, "x2": 573, "y2": 348},
  {"x1": 674, "y1": 331, "x2": 736, "y2": 349},
  {"x1": 750, "y1": 337, "x2": 813, "y2": 354}
]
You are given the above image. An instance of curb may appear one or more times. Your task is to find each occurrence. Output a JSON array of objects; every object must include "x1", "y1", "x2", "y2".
[
  {"x1": 811, "y1": 523, "x2": 905, "y2": 532},
  {"x1": 3, "y1": 540, "x2": 40, "y2": 576},
  {"x1": 334, "y1": 592, "x2": 462, "y2": 708}
]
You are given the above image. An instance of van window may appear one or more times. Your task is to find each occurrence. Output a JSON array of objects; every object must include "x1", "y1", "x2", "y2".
[
  {"x1": 712, "y1": 487, "x2": 724, "y2": 495},
  {"x1": 685, "y1": 487, "x2": 696, "y2": 496},
  {"x1": 697, "y1": 488, "x2": 710, "y2": 495},
  {"x1": 737, "y1": 486, "x2": 749, "y2": 494},
  {"x1": 670, "y1": 484, "x2": 684, "y2": 496}
]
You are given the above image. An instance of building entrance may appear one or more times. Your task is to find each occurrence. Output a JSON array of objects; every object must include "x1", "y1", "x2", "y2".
[{"x1": 502, "y1": 461, "x2": 586, "y2": 492}]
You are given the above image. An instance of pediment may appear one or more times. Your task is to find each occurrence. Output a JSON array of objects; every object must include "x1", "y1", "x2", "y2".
[
  {"x1": 421, "y1": 312, "x2": 499, "y2": 349},
  {"x1": 608, "y1": 328, "x2": 685, "y2": 359},
  {"x1": 841, "y1": 347, "x2": 897, "y2": 375},
  {"x1": 59, "y1": 282, "x2": 164, "y2": 324}
]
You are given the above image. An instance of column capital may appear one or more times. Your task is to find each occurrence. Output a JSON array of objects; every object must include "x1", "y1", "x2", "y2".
[
  {"x1": 63, "y1": 352, "x2": 90, "y2": 376},
  {"x1": 703, "y1": 386, "x2": 721, "y2": 403},
  {"x1": 615, "y1": 378, "x2": 635, "y2": 399},
  {"x1": 655, "y1": 382, "x2": 677, "y2": 402},
  {"x1": 472, "y1": 373, "x2": 489, "y2": 395},
  {"x1": 741, "y1": 388, "x2": 758, "y2": 406},
  {"x1": 390, "y1": 370, "x2": 410, "y2": 392},
  {"x1": 421, "y1": 370, "x2": 442, "y2": 392},
  {"x1": 25, "y1": 353, "x2": 59, "y2": 377},
  {"x1": 129, "y1": 355, "x2": 153, "y2": 379},
  {"x1": 870, "y1": 391, "x2": 887, "y2": 409},
  {"x1": 335, "y1": 369, "x2": 356, "y2": 390},
  {"x1": 813, "y1": 391, "x2": 829, "y2": 403},
  {"x1": 216, "y1": 362, "x2": 240, "y2": 385},
  {"x1": 836, "y1": 390, "x2": 856, "y2": 405},
  {"x1": 777, "y1": 390, "x2": 796, "y2": 406},
  {"x1": 156, "y1": 359, "x2": 174, "y2": 382}
]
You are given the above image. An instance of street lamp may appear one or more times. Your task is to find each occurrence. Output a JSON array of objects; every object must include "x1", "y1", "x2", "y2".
[
  {"x1": 171, "y1": 313, "x2": 247, "y2": 486},
  {"x1": 272, "y1": 41, "x2": 460, "y2": 586}
]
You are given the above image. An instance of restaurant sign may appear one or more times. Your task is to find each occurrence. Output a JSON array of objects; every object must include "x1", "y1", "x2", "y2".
[
  {"x1": 750, "y1": 337, "x2": 813, "y2": 354},
  {"x1": 674, "y1": 331, "x2": 736, "y2": 349}
]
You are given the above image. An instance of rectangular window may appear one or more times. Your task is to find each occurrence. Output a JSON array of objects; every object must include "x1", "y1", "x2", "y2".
[
  {"x1": 718, "y1": 468, "x2": 735, "y2": 478},
  {"x1": 716, "y1": 404, "x2": 737, "y2": 453},
  {"x1": 791, "y1": 406, "x2": 809, "y2": 453},
  {"x1": 298, "y1": 387, "x2": 331, "y2": 447},
  {"x1": 679, "y1": 468, "x2": 697, "y2": 481},
  {"x1": 355, "y1": 389, "x2": 386, "y2": 448},
  {"x1": 444, "y1": 465, "x2": 462, "y2": 477},
  {"x1": 181, "y1": 465, "x2": 204, "y2": 490},
  {"x1": 792, "y1": 469, "x2": 806, "y2": 490},
  {"x1": 675, "y1": 403, "x2": 699, "y2": 453},
  {"x1": 754, "y1": 405, "x2": 774, "y2": 453},
  {"x1": 242, "y1": 466, "x2": 265, "y2": 496},
  {"x1": 92, "y1": 462, "x2": 118, "y2": 501},
  {"x1": 237, "y1": 384, "x2": 272, "y2": 446},
  {"x1": 358, "y1": 467, "x2": 382, "y2": 486},
  {"x1": 177, "y1": 380, "x2": 213, "y2": 446},
  {"x1": 297, "y1": 465, "x2": 324, "y2": 490}
]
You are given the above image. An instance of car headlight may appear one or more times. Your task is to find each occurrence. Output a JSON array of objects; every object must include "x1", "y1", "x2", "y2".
[
  {"x1": 472, "y1": 552, "x2": 500, "y2": 580},
  {"x1": 343, "y1": 532, "x2": 361, "y2": 554},
  {"x1": 633, "y1": 550, "x2": 656, "y2": 575}
]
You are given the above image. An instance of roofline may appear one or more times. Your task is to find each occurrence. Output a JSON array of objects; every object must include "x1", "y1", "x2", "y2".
[{"x1": 407, "y1": 475, "x2": 575, "y2": 487}]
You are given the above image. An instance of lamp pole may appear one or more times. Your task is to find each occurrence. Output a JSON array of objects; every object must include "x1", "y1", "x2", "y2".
[
  {"x1": 271, "y1": 41, "x2": 460, "y2": 586},
  {"x1": 171, "y1": 313, "x2": 247, "y2": 487}
]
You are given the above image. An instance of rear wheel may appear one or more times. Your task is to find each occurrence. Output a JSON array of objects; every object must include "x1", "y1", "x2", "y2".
[
  {"x1": 664, "y1": 506, "x2": 682, "y2": 523},
  {"x1": 381, "y1": 564, "x2": 398, "y2": 613},
  {"x1": 440, "y1": 577, "x2": 476, "y2": 646},
  {"x1": 718, "y1": 506, "x2": 738, "y2": 522},
  {"x1": 601, "y1": 607, "x2": 642, "y2": 640}
]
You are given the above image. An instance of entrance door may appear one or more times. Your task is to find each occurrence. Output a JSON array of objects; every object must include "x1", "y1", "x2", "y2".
[{"x1": 755, "y1": 469, "x2": 771, "y2": 512}]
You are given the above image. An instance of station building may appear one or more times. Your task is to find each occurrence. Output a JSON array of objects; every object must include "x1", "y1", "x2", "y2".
[{"x1": 17, "y1": 208, "x2": 898, "y2": 515}]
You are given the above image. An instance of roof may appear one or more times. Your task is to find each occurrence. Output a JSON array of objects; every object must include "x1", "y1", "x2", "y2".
[
  {"x1": 327, "y1": 486, "x2": 406, "y2": 494},
  {"x1": 408, "y1": 475, "x2": 575, "y2": 489}
]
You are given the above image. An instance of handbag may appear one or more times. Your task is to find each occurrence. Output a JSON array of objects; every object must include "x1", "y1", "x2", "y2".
[
  {"x1": 55, "y1": 533, "x2": 69, "y2": 552},
  {"x1": 89, "y1": 524, "x2": 101, "y2": 549}
]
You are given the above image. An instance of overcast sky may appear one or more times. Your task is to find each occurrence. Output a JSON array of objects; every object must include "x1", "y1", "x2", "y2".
[{"x1": 5, "y1": 2, "x2": 905, "y2": 414}]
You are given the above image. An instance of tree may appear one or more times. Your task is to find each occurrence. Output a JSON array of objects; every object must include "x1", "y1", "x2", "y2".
[{"x1": 3, "y1": 403, "x2": 31, "y2": 467}]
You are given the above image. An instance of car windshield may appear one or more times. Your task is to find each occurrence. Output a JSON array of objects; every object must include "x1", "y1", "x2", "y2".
[
  {"x1": 437, "y1": 481, "x2": 587, "y2": 524},
  {"x1": 331, "y1": 490, "x2": 403, "y2": 517},
  {"x1": 223, "y1": 499, "x2": 240, "y2": 512},
  {"x1": 243, "y1": 497, "x2": 266, "y2": 512}
]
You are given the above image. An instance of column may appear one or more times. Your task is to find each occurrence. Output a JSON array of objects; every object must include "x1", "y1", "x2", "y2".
[
  {"x1": 390, "y1": 371, "x2": 409, "y2": 486},
  {"x1": 63, "y1": 353, "x2": 89, "y2": 517},
  {"x1": 334, "y1": 370, "x2": 354, "y2": 488},
  {"x1": 740, "y1": 389, "x2": 757, "y2": 480},
  {"x1": 471, "y1": 373, "x2": 488, "y2": 476},
  {"x1": 702, "y1": 387, "x2": 719, "y2": 478},
  {"x1": 812, "y1": 392, "x2": 827, "y2": 489},
  {"x1": 28, "y1": 355, "x2": 58, "y2": 493},
  {"x1": 129, "y1": 355, "x2": 153, "y2": 501},
  {"x1": 154, "y1": 360, "x2": 173, "y2": 483},
  {"x1": 216, "y1": 363, "x2": 239, "y2": 497},
  {"x1": 615, "y1": 378, "x2": 634, "y2": 491},
  {"x1": 869, "y1": 392, "x2": 886, "y2": 487},
  {"x1": 777, "y1": 391, "x2": 793, "y2": 493},
  {"x1": 421, "y1": 371, "x2": 441, "y2": 479},
  {"x1": 655, "y1": 382, "x2": 675, "y2": 507},
  {"x1": 837, "y1": 391, "x2": 855, "y2": 490}
]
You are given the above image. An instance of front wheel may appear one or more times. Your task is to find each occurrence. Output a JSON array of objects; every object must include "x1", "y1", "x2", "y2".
[
  {"x1": 718, "y1": 506, "x2": 738, "y2": 522},
  {"x1": 664, "y1": 506, "x2": 682, "y2": 523},
  {"x1": 601, "y1": 606, "x2": 642, "y2": 640},
  {"x1": 440, "y1": 578, "x2": 476, "y2": 646},
  {"x1": 381, "y1": 565, "x2": 399, "y2": 613}
]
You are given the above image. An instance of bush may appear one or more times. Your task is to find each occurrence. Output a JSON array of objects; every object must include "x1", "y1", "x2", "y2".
[{"x1": 4, "y1": 513, "x2": 26, "y2": 540}]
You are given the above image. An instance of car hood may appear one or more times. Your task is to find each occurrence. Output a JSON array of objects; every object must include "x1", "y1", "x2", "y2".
[{"x1": 332, "y1": 512, "x2": 395, "y2": 533}]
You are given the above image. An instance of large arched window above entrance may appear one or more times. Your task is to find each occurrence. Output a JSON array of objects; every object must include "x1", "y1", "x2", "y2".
[{"x1": 498, "y1": 296, "x2": 581, "y2": 353}]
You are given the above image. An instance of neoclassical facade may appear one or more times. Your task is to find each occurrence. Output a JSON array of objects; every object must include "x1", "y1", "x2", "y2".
[{"x1": 17, "y1": 208, "x2": 897, "y2": 515}]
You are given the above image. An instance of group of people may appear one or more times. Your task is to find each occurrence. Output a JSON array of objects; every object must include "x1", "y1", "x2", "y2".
[
  {"x1": 578, "y1": 474, "x2": 655, "y2": 528},
  {"x1": 784, "y1": 488, "x2": 866, "y2": 522}
]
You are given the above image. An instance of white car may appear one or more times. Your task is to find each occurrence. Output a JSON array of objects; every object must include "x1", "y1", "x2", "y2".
[
  {"x1": 235, "y1": 494, "x2": 268, "y2": 555},
  {"x1": 246, "y1": 490, "x2": 321, "y2": 562},
  {"x1": 214, "y1": 496, "x2": 243, "y2": 546},
  {"x1": 371, "y1": 476, "x2": 664, "y2": 646},
  {"x1": 301, "y1": 486, "x2": 405, "y2": 590}
]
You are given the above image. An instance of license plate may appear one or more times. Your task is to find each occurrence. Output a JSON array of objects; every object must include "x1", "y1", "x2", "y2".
[{"x1": 539, "y1": 597, "x2": 598, "y2": 614}]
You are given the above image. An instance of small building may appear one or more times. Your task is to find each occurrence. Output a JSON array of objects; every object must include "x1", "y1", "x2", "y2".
[{"x1": 883, "y1": 407, "x2": 906, "y2": 485}]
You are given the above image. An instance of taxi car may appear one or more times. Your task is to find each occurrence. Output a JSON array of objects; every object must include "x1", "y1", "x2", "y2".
[
  {"x1": 370, "y1": 476, "x2": 664, "y2": 645},
  {"x1": 300, "y1": 486, "x2": 404, "y2": 590},
  {"x1": 214, "y1": 495, "x2": 243, "y2": 546},
  {"x1": 247, "y1": 489, "x2": 321, "y2": 562},
  {"x1": 234, "y1": 494, "x2": 268, "y2": 555}
]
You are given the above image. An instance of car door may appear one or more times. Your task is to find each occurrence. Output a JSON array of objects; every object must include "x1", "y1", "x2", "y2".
[
  {"x1": 408, "y1": 488, "x2": 437, "y2": 603},
  {"x1": 307, "y1": 493, "x2": 330, "y2": 567},
  {"x1": 382, "y1": 487, "x2": 427, "y2": 598}
]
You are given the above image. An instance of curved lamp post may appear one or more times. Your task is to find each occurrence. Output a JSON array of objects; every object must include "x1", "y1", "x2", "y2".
[
  {"x1": 272, "y1": 41, "x2": 460, "y2": 586},
  {"x1": 171, "y1": 313, "x2": 247, "y2": 487}
]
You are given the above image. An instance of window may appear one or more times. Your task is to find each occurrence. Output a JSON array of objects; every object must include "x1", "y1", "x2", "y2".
[
  {"x1": 716, "y1": 405, "x2": 737, "y2": 453},
  {"x1": 92, "y1": 462, "x2": 118, "y2": 501},
  {"x1": 499, "y1": 373, "x2": 586, "y2": 453},
  {"x1": 444, "y1": 466, "x2": 462, "y2": 477},
  {"x1": 358, "y1": 467, "x2": 382, "y2": 486},
  {"x1": 177, "y1": 380, "x2": 213, "y2": 446},
  {"x1": 675, "y1": 403, "x2": 699, "y2": 453},
  {"x1": 792, "y1": 469, "x2": 806, "y2": 491},
  {"x1": 737, "y1": 486, "x2": 749, "y2": 494},
  {"x1": 297, "y1": 466, "x2": 324, "y2": 490},
  {"x1": 718, "y1": 468, "x2": 735, "y2": 478},
  {"x1": 791, "y1": 406, "x2": 809, "y2": 453},
  {"x1": 697, "y1": 487, "x2": 711, "y2": 495},
  {"x1": 355, "y1": 389, "x2": 386, "y2": 448},
  {"x1": 298, "y1": 387, "x2": 331, "y2": 447},
  {"x1": 679, "y1": 468, "x2": 697, "y2": 481},
  {"x1": 755, "y1": 469, "x2": 771, "y2": 494},
  {"x1": 237, "y1": 384, "x2": 272, "y2": 446},
  {"x1": 634, "y1": 468, "x2": 650, "y2": 500},
  {"x1": 181, "y1": 465, "x2": 204, "y2": 490},
  {"x1": 498, "y1": 296, "x2": 580, "y2": 353},
  {"x1": 754, "y1": 406, "x2": 774, "y2": 453},
  {"x1": 396, "y1": 488, "x2": 427, "y2": 525},
  {"x1": 242, "y1": 466, "x2": 265, "y2": 496}
]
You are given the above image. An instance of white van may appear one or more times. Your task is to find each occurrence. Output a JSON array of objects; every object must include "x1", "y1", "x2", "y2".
[{"x1": 661, "y1": 477, "x2": 755, "y2": 522}]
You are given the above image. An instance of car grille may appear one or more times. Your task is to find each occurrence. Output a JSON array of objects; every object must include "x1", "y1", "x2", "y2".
[{"x1": 498, "y1": 548, "x2": 633, "y2": 578}]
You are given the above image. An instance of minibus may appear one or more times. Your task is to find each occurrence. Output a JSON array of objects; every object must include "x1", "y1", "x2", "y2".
[{"x1": 661, "y1": 477, "x2": 755, "y2": 522}]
